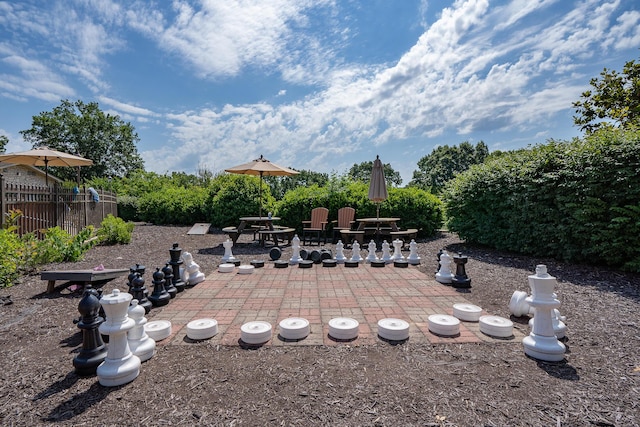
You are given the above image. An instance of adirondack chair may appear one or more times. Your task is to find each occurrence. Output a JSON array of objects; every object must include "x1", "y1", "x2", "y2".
[
  {"x1": 302, "y1": 207, "x2": 329, "y2": 245},
  {"x1": 331, "y1": 207, "x2": 356, "y2": 243}
]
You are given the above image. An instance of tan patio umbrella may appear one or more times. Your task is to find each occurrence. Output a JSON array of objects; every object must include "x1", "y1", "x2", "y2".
[
  {"x1": 224, "y1": 154, "x2": 299, "y2": 217},
  {"x1": 368, "y1": 155, "x2": 388, "y2": 219},
  {"x1": 0, "y1": 146, "x2": 93, "y2": 185}
]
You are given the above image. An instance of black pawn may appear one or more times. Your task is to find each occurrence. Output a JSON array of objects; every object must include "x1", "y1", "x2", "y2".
[
  {"x1": 130, "y1": 273, "x2": 152, "y2": 314},
  {"x1": 162, "y1": 263, "x2": 177, "y2": 298},
  {"x1": 133, "y1": 264, "x2": 148, "y2": 298},
  {"x1": 127, "y1": 267, "x2": 137, "y2": 293},
  {"x1": 436, "y1": 249, "x2": 444, "y2": 274},
  {"x1": 169, "y1": 243, "x2": 186, "y2": 291},
  {"x1": 451, "y1": 253, "x2": 472, "y2": 289},
  {"x1": 148, "y1": 268, "x2": 171, "y2": 307},
  {"x1": 73, "y1": 285, "x2": 107, "y2": 376}
]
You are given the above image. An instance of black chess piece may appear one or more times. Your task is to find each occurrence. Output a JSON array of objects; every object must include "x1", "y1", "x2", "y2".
[
  {"x1": 451, "y1": 253, "x2": 472, "y2": 289},
  {"x1": 73, "y1": 285, "x2": 108, "y2": 376},
  {"x1": 148, "y1": 268, "x2": 171, "y2": 307},
  {"x1": 133, "y1": 264, "x2": 148, "y2": 298},
  {"x1": 130, "y1": 273, "x2": 152, "y2": 314},
  {"x1": 436, "y1": 249, "x2": 444, "y2": 274},
  {"x1": 127, "y1": 267, "x2": 137, "y2": 293},
  {"x1": 162, "y1": 263, "x2": 177, "y2": 299},
  {"x1": 169, "y1": 243, "x2": 186, "y2": 292}
]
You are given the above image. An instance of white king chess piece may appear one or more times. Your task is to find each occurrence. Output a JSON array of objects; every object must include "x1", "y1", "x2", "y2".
[
  {"x1": 335, "y1": 240, "x2": 346, "y2": 264},
  {"x1": 221, "y1": 238, "x2": 236, "y2": 262},
  {"x1": 407, "y1": 239, "x2": 421, "y2": 265},
  {"x1": 366, "y1": 240, "x2": 379, "y2": 263},
  {"x1": 350, "y1": 240, "x2": 363, "y2": 263},
  {"x1": 182, "y1": 251, "x2": 205, "y2": 286}
]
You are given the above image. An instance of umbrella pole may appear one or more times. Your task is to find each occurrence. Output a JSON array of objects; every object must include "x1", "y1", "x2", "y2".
[
  {"x1": 259, "y1": 171, "x2": 263, "y2": 217},
  {"x1": 44, "y1": 158, "x2": 49, "y2": 186}
]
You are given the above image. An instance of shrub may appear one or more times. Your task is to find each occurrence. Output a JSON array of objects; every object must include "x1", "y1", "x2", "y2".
[
  {"x1": 98, "y1": 214, "x2": 135, "y2": 244},
  {"x1": 443, "y1": 127, "x2": 640, "y2": 271},
  {"x1": 205, "y1": 174, "x2": 276, "y2": 228},
  {"x1": 137, "y1": 186, "x2": 208, "y2": 225},
  {"x1": 35, "y1": 226, "x2": 96, "y2": 264},
  {"x1": 0, "y1": 229, "x2": 23, "y2": 288},
  {"x1": 275, "y1": 180, "x2": 443, "y2": 236}
]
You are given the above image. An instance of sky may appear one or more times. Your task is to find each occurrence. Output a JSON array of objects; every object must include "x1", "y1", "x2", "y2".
[{"x1": 1, "y1": 0, "x2": 639, "y2": 185}]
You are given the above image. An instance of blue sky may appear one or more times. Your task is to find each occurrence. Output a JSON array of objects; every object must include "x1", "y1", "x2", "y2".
[{"x1": 1, "y1": 0, "x2": 639, "y2": 185}]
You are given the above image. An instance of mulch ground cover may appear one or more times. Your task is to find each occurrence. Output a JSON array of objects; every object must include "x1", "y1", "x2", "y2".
[{"x1": 0, "y1": 224, "x2": 638, "y2": 426}]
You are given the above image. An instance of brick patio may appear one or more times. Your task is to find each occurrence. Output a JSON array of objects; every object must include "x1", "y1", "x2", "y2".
[{"x1": 151, "y1": 261, "x2": 525, "y2": 346}]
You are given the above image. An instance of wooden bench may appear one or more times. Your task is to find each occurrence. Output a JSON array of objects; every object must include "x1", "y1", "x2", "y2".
[
  {"x1": 41, "y1": 268, "x2": 130, "y2": 293},
  {"x1": 257, "y1": 228, "x2": 296, "y2": 247},
  {"x1": 340, "y1": 230, "x2": 365, "y2": 246},
  {"x1": 389, "y1": 229, "x2": 419, "y2": 248}
]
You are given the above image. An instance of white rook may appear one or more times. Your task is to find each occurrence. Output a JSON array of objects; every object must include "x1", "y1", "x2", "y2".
[{"x1": 522, "y1": 265, "x2": 566, "y2": 361}]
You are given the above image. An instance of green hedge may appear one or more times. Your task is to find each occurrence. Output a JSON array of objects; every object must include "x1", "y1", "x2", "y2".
[
  {"x1": 137, "y1": 186, "x2": 208, "y2": 225},
  {"x1": 275, "y1": 180, "x2": 443, "y2": 237},
  {"x1": 443, "y1": 128, "x2": 640, "y2": 271}
]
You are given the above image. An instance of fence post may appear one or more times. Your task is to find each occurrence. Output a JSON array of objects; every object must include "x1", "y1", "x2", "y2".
[{"x1": 0, "y1": 173, "x2": 5, "y2": 223}]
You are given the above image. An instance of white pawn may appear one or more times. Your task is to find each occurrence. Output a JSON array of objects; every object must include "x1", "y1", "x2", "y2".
[
  {"x1": 127, "y1": 299, "x2": 155, "y2": 362},
  {"x1": 381, "y1": 240, "x2": 392, "y2": 264},
  {"x1": 182, "y1": 252, "x2": 205, "y2": 286},
  {"x1": 366, "y1": 240, "x2": 379, "y2": 263},
  {"x1": 289, "y1": 234, "x2": 302, "y2": 264},
  {"x1": 435, "y1": 251, "x2": 454, "y2": 284},
  {"x1": 350, "y1": 241, "x2": 363, "y2": 263},
  {"x1": 334, "y1": 240, "x2": 346, "y2": 264},
  {"x1": 407, "y1": 239, "x2": 421, "y2": 265},
  {"x1": 391, "y1": 238, "x2": 404, "y2": 261},
  {"x1": 222, "y1": 238, "x2": 236, "y2": 262}
]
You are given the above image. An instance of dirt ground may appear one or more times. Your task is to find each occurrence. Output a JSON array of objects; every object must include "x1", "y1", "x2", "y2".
[{"x1": 0, "y1": 224, "x2": 638, "y2": 426}]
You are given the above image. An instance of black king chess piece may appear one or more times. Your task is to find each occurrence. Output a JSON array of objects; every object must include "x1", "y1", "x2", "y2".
[
  {"x1": 162, "y1": 263, "x2": 177, "y2": 298},
  {"x1": 130, "y1": 273, "x2": 152, "y2": 314},
  {"x1": 73, "y1": 285, "x2": 108, "y2": 376},
  {"x1": 169, "y1": 243, "x2": 186, "y2": 292},
  {"x1": 451, "y1": 252, "x2": 472, "y2": 289},
  {"x1": 148, "y1": 268, "x2": 171, "y2": 307}
]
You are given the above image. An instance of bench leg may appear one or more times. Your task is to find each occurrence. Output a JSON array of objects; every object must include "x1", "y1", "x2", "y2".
[{"x1": 47, "y1": 280, "x2": 55, "y2": 293}]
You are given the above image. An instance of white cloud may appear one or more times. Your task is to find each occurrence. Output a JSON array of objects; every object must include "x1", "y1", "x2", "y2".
[
  {"x1": 98, "y1": 96, "x2": 159, "y2": 118},
  {"x1": 145, "y1": 0, "x2": 638, "y2": 176}
]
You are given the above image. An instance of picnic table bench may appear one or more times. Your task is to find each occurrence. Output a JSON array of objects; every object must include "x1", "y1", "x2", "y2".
[
  {"x1": 257, "y1": 227, "x2": 296, "y2": 247},
  {"x1": 41, "y1": 268, "x2": 130, "y2": 293}
]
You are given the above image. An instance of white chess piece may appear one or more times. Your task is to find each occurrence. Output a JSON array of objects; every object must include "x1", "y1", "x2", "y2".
[
  {"x1": 366, "y1": 240, "x2": 378, "y2": 263},
  {"x1": 97, "y1": 289, "x2": 141, "y2": 386},
  {"x1": 335, "y1": 240, "x2": 346, "y2": 263},
  {"x1": 391, "y1": 238, "x2": 404, "y2": 261},
  {"x1": 289, "y1": 234, "x2": 303, "y2": 264},
  {"x1": 381, "y1": 240, "x2": 392, "y2": 264},
  {"x1": 350, "y1": 241, "x2": 363, "y2": 263},
  {"x1": 127, "y1": 300, "x2": 155, "y2": 362},
  {"x1": 435, "y1": 251, "x2": 454, "y2": 284},
  {"x1": 407, "y1": 239, "x2": 421, "y2": 265},
  {"x1": 182, "y1": 251, "x2": 205, "y2": 286},
  {"x1": 222, "y1": 238, "x2": 236, "y2": 262},
  {"x1": 522, "y1": 265, "x2": 566, "y2": 361}
]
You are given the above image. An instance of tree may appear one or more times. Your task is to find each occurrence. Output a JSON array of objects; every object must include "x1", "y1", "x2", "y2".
[
  {"x1": 573, "y1": 59, "x2": 640, "y2": 133},
  {"x1": 409, "y1": 141, "x2": 489, "y2": 193},
  {"x1": 265, "y1": 169, "x2": 329, "y2": 199},
  {"x1": 0, "y1": 135, "x2": 8, "y2": 153},
  {"x1": 347, "y1": 161, "x2": 402, "y2": 187},
  {"x1": 20, "y1": 99, "x2": 144, "y2": 182}
]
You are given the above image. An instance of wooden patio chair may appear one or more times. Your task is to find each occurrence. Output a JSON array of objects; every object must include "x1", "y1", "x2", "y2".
[
  {"x1": 331, "y1": 207, "x2": 356, "y2": 243},
  {"x1": 302, "y1": 207, "x2": 329, "y2": 245}
]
